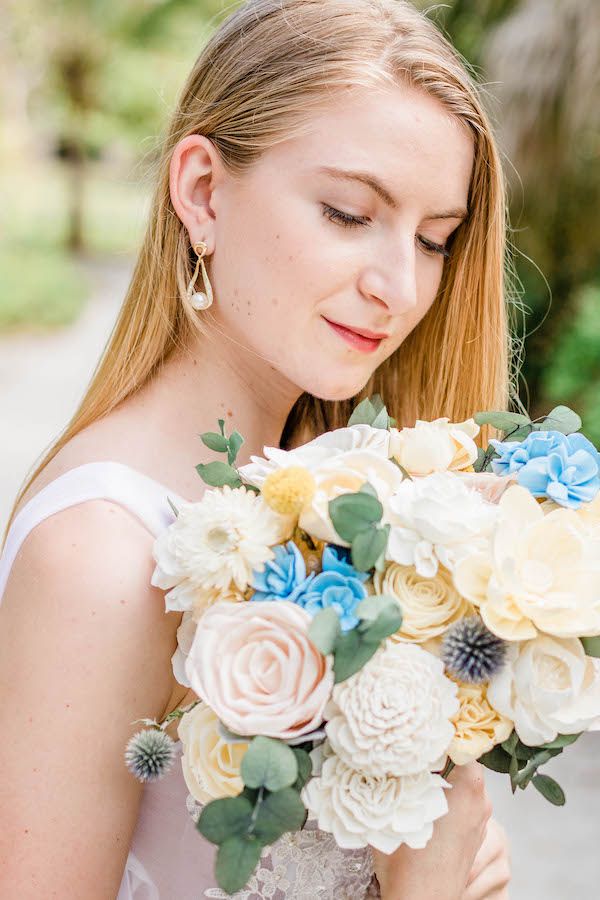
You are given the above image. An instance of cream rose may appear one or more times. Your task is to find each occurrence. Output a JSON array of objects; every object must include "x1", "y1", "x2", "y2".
[
  {"x1": 302, "y1": 747, "x2": 449, "y2": 854},
  {"x1": 178, "y1": 702, "x2": 248, "y2": 803},
  {"x1": 488, "y1": 635, "x2": 600, "y2": 746},
  {"x1": 185, "y1": 600, "x2": 334, "y2": 739},
  {"x1": 325, "y1": 641, "x2": 458, "y2": 776},
  {"x1": 448, "y1": 682, "x2": 513, "y2": 765},
  {"x1": 374, "y1": 562, "x2": 473, "y2": 643},
  {"x1": 389, "y1": 418, "x2": 480, "y2": 476},
  {"x1": 298, "y1": 450, "x2": 405, "y2": 545},
  {"x1": 453, "y1": 484, "x2": 600, "y2": 641}
]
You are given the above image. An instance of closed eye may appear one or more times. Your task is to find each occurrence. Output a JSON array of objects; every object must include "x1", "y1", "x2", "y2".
[{"x1": 322, "y1": 204, "x2": 452, "y2": 259}]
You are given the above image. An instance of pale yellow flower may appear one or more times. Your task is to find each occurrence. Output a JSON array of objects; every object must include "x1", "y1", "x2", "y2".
[
  {"x1": 262, "y1": 466, "x2": 316, "y2": 516},
  {"x1": 448, "y1": 681, "x2": 513, "y2": 766},
  {"x1": 178, "y1": 702, "x2": 248, "y2": 803},
  {"x1": 373, "y1": 562, "x2": 473, "y2": 643},
  {"x1": 389, "y1": 418, "x2": 480, "y2": 477}
]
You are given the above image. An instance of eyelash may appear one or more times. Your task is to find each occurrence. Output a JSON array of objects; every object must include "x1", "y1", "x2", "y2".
[{"x1": 321, "y1": 204, "x2": 451, "y2": 259}]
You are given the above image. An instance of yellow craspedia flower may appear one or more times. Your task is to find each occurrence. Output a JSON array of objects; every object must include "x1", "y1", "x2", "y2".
[{"x1": 262, "y1": 466, "x2": 316, "y2": 516}]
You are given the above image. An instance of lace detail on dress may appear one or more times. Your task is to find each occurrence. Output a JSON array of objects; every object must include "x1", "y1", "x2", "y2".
[{"x1": 187, "y1": 796, "x2": 379, "y2": 900}]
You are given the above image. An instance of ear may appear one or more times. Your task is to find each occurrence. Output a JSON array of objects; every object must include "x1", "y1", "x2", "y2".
[{"x1": 169, "y1": 135, "x2": 225, "y2": 253}]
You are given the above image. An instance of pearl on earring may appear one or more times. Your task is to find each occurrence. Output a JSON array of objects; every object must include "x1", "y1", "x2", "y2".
[{"x1": 186, "y1": 241, "x2": 214, "y2": 310}]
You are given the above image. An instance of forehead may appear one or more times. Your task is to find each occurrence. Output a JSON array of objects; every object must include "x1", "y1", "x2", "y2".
[{"x1": 261, "y1": 83, "x2": 475, "y2": 213}]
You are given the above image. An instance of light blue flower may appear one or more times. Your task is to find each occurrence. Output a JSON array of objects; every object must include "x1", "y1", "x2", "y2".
[
  {"x1": 321, "y1": 544, "x2": 369, "y2": 582},
  {"x1": 251, "y1": 541, "x2": 314, "y2": 602},
  {"x1": 490, "y1": 430, "x2": 600, "y2": 508},
  {"x1": 294, "y1": 567, "x2": 367, "y2": 631}
]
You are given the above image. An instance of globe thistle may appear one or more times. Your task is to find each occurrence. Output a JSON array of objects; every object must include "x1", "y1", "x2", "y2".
[
  {"x1": 441, "y1": 616, "x2": 507, "y2": 684},
  {"x1": 125, "y1": 729, "x2": 176, "y2": 782}
]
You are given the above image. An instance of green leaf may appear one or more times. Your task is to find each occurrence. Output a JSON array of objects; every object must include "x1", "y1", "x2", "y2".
[
  {"x1": 474, "y1": 447, "x2": 488, "y2": 473},
  {"x1": 227, "y1": 431, "x2": 245, "y2": 466},
  {"x1": 348, "y1": 398, "x2": 376, "y2": 426},
  {"x1": 539, "y1": 405, "x2": 582, "y2": 435},
  {"x1": 581, "y1": 636, "x2": 600, "y2": 658},
  {"x1": 359, "y1": 481, "x2": 378, "y2": 498},
  {"x1": 167, "y1": 496, "x2": 179, "y2": 517},
  {"x1": 356, "y1": 593, "x2": 398, "y2": 623},
  {"x1": 197, "y1": 795, "x2": 254, "y2": 845},
  {"x1": 541, "y1": 733, "x2": 582, "y2": 750},
  {"x1": 241, "y1": 737, "x2": 298, "y2": 792},
  {"x1": 215, "y1": 835, "x2": 263, "y2": 894},
  {"x1": 512, "y1": 751, "x2": 553, "y2": 789},
  {"x1": 478, "y1": 745, "x2": 513, "y2": 774},
  {"x1": 333, "y1": 629, "x2": 379, "y2": 683},
  {"x1": 371, "y1": 406, "x2": 390, "y2": 429},
  {"x1": 501, "y1": 731, "x2": 519, "y2": 756},
  {"x1": 196, "y1": 461, "x2": 243, "y2": 488},
  {"x1": 291, "y1": 748, "x2": 313, "y2": 791},
  {"x1": 532, "y1": 774, "x2": 566, "y2": 806},
  {"x1": 505, "y1": 425, "x2": 534, "y2": 442},
  {"x1": 329, "y1": 492, "x2": 383, "y2": 543},
  {"x1": 201, "y1": 432, "x2": 230, "y2": 453},
  {"x1": 351, "y1": 524, "x2": 389, "y2": 572},
  {"x1": 356, "y1": 594, "x2": 402, "y2": 642},
  {"x1": 218, "y1": 418, "x2": 225, "y2": 436},
  {"x1": 474, "y1": 411, "x2": 531, "y2": 433},
  {"x1": 308, "y1": 608, "x2": 341, "y2": 655},
  {"x1": 252, "y1": 787, "x2": 308, "y2": 844}
]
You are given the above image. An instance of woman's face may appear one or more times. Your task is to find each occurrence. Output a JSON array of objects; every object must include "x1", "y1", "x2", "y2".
[{"x1": 191, "y1": 83, "x2": 474, "y2": 400}]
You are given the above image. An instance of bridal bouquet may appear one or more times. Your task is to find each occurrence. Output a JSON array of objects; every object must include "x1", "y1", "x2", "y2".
[{"x1": 125, "y1": 397, "x2": 600, "y2": 895}]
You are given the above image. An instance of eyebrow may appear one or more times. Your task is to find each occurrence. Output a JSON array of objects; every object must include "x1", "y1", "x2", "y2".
[{"x1": 316, "y1": 165, "x2": 469, "y2": 220}]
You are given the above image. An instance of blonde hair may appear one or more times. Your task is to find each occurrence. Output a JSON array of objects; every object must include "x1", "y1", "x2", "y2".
[{"x1": 6, "y1": 0, "x2": 516, "y2": 538}]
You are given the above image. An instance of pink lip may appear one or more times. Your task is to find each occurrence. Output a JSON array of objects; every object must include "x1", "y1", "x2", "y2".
[{"x1": 323, "y1": 317, "x2": 388, "y2": 353}]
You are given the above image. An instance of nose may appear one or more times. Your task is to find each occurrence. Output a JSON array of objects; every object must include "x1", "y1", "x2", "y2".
[{"x1": 358, "y1": 242, "x2": 418, "y2": 315}]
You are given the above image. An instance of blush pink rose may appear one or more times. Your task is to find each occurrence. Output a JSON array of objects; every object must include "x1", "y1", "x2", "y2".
[{"x1": 185, "y1": 600, "x2": 334, "y2": 740}]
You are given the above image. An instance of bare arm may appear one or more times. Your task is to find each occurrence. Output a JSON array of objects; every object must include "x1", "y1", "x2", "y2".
[{"x1": 0, "y1": 501, "x2": 180, "y2": 898}]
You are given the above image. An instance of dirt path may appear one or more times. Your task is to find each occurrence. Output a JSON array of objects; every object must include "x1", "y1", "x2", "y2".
[{"x1": 0, "y1": 262, "x2": 598, "y2": 897}]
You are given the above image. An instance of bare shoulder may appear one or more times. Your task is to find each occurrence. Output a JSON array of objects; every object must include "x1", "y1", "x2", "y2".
[{"x1": 0, "y1": 500, "x2": 180, "y2": 897}]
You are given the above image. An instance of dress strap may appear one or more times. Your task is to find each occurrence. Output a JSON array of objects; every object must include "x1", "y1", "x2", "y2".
[{"x1": 0, "y1": 461, "x2": 186, "y2": 603}]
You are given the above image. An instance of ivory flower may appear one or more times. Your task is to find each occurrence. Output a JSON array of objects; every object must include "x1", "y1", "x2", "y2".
[
  {"x1": 488, "y1": 635, "x2": 600, "y2": 745},
  {"x1": 302, "y1": 748, "x2": 449, "y2": 854},
  {"x1": 325, "y1": 642, "x2": 458, "y2": 776},
  {"x1": 185, "y1": 600, "x2": 333, "y2": 739},
  {"x1": 389, "y1": 417, "x2": 480, "y2": 476},
  {"x1": 178, "y1": 702, "x2": 248, "y2": 803},
  {"x1": 448, "y1": 682, "x2": 513, "y2": 765},
  {"x1": 151, "y1": 487, "x2": 290, "y2": 603},
  {"x1": 386, "y1": 472, "x2": 498, "y2": 578},
  {"x1": 453, "y1": 484, "x2": 600, "y2": 640},
  {"x1": 373, "y1": 562, "x2": 473, "y2": 643}
]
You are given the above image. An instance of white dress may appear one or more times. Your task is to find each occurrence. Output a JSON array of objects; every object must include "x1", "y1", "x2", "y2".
[{"x1": 0, "y1": 461, "x2": 379, "y2": 899}]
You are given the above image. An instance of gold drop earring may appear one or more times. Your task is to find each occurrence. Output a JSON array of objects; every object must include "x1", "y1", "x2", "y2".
[{"x1": 186, "y1": 240, "x2": 214, "y2": 310}]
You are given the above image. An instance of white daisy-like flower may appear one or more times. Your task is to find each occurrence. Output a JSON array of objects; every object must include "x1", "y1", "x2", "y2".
[{"x1": 151, "y1": 486, "x2": 289, "y2": 604}]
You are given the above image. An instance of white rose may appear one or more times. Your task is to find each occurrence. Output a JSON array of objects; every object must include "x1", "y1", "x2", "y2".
[
  {"x1": 178, "y1": 702, "x2": 248, "y2": 803},
  {"x1": 373, "y1": 562, "x2": 473, "y2": 643},
  {"x1": 238, "y1": 424, "x2": 392, "y2": 488},
  {"x1": 487, "y1": 635, "x2": 600, "y2": 746},
  {"x1": 325, "y1": 641, "x2": 458, "y2": 776},
  {"x1": 389, "y1": 418, "x2": 480, "y2": 476},
  {"x1": 298, "y1": 450, "x2": 405, "y2": 545},
  {"x1": 386, "y1": 472, "x2": 498, "y2": 578},
  {"x1": 302, "y1": 748, "x2": 449, "y2": 854}
]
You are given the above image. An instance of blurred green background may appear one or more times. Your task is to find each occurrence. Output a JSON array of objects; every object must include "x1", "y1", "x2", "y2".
[{"x1": 1, "y1": 0, "x2": 599, "y2": 438}]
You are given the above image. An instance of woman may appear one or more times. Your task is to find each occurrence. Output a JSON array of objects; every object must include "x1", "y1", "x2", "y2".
[{"x1": 0, "y1": 1, "x2": 513, "y2": 897}]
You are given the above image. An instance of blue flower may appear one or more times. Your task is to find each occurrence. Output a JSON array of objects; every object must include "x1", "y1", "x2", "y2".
[
  {"x1": 294, "y1": 568, "x2": 367, "y2": 631},
  {"x1": 490, "y1": 430, "x2": 600, "y2": 509},
  {"x1": 251, "y1": 541, "x2": 314, "y2": 602},
  {"x1": 321, "y1": 544, "x2": 369, "y2": 582}
]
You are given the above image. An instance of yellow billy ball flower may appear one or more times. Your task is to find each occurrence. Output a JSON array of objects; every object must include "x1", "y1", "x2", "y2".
[{"x1": 262, "y1": 466, "x2": 316, "y2": 516}]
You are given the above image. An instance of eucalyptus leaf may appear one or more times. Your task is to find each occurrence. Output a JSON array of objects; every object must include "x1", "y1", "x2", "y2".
[
  {"x1": 215, "y1": 835, "x2": 263, "y2": 894},
  {"x1": 329, "y1": 492, "x2": 383, "y2": 543},
  {"x1": 351, "y1": 524, "x2": 389, "y2": 572},
  {"x1": 348, "y1": 398, "x2": 376, "y2": 426},
  {"x1": 478, "y1": 745, "x2": 512, "y2": 774},
  {"x1": 197, "y1": 795, "x2": 254, "y2": 845},
  {"x1": 333, "y1": 628, "x2": 380, "y2": 683},
  {"x1": 532, "y1": 774, "x2": 566, "y2": 806},
  {"x1": 252, "y1": 787, "x2": 308, "y2": 844},
  {"x1": 201, "y1": 432, "x2": 230, "y2": 453},
  {"x1": 308, "y1": 607, "x2": 341, "y2": 655},
  {"x1": 474, "y1": 447, "x2": 488, "y2": 473},
  {"x1": 474, "y1": 411, "x2": 531, "y2": 432},
  {"x1": 361, "y1": 604, "x2": 402, "y2": 643},
  {"x1": 196, "y1": 461, "x2": 243, "y2": 488},
  {"x1": 541, "y1": 733, "x2": 582, "y2": 750},
  {"x1": 217, "y1": 418, "x2": 225, "y2": 435},
  {"x1": 371, "y1": 406, "x2": 391, "y2": 430},
  {"x1": 504, "y1": 425, "x2": 534, "y2": 442},
  {"x1": 291, "y1": 748, "x2": 313, "y2": 792},
  {"x1": 227, "y1": 430, "x2": 245, "y2": 466},
  {"x1": 241, "y1": 736, "x2": 298, "y2": 792},
  {"x1": 539, "y1": 405, "x2": 582, "y2": 435},
  {"x1": 581, "y1": 636, "x2": 600, "y2": 658},
  {"x1": 356, "y1": 593, "x2": 398, "y2": 623}
]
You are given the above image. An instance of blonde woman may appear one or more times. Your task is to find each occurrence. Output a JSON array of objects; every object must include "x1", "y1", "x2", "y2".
[{"x1": 0, "y1": 1, "x2": 512, "y2": 897}]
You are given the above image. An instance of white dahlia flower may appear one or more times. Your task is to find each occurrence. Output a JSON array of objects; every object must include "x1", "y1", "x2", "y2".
[
  {"x1": 302, "y1": 747, "x2": 449, "y2": 854},
  {"x1": 325, "y1": 642, "x2": 458, "y2": 776},
  {"x1": 151, "y1": 486, "x2": 289, "y2": 604}
]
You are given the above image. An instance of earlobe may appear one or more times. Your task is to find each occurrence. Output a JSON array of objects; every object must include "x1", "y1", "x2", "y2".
[{"x1": 169, "y1": 134, "x2": 219, "y2": 251}]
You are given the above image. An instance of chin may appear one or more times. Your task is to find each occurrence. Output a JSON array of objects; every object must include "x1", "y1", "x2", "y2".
[{"x1": 296, "y1": 367, "x2": 374, "y2": 404}]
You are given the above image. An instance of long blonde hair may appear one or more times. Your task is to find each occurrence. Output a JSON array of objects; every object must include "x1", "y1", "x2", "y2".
[{"x1": 6, "y1": 0, "x2": 517, "y2": 538}]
